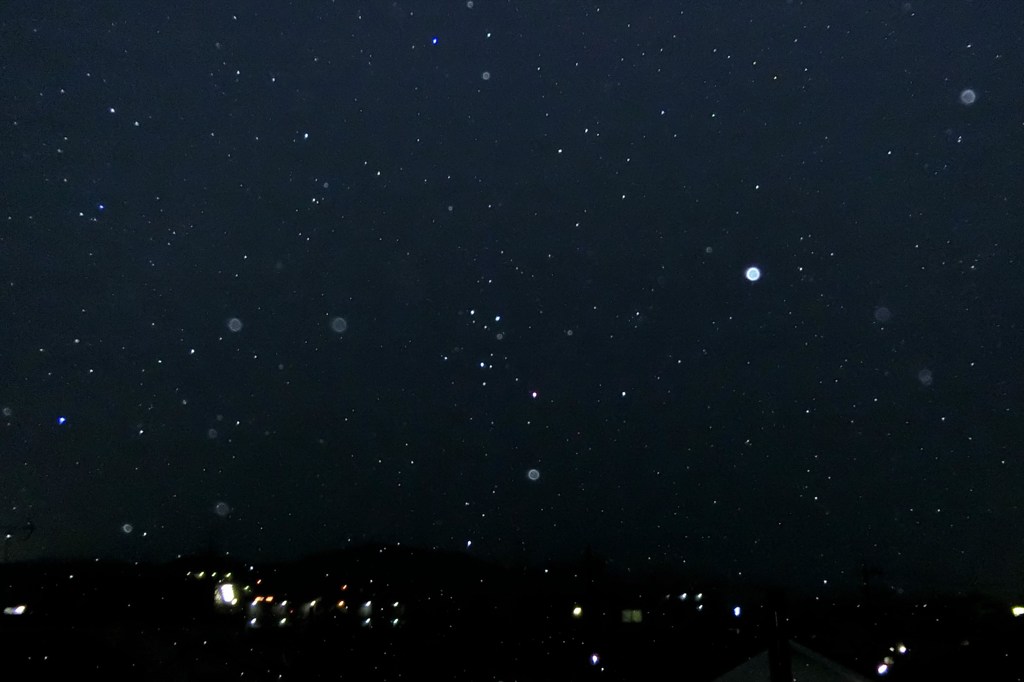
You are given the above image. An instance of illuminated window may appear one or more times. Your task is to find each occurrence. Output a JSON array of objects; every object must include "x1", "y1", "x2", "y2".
[{"x1": 621, "y1": 609, "x2": 643, "y2": 623}]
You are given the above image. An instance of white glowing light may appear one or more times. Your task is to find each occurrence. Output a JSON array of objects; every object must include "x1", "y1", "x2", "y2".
[
  {"x1": 733, "y1": 606, "x2": 741, "y2": 617},
  {"x1": 877, "y1": 663, "x2": 889, "y2": 675},
  {"x1": 1012, "y1": 606, "x2": 1024, "y2": 617},
  {"x1": 527, "y1": 468, "x2": 541, "y2": 481},
  {"x1": 745, "y1": 266, "x2": 761, "y2": 282},
  {"x1": 216, "y1": 583, "x2": 238, "y2": 606},
  {"x1": 3, "y1": 605, "x2": 26, "y2": 616}
]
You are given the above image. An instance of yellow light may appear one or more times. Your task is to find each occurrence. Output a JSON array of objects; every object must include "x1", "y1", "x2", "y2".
[
  {"x1": 572, "y1": 606, "x2": 583, "y2": 618},
  {"x1": 1012, "y1": 606, "x2": 1024, "y2": 617}
]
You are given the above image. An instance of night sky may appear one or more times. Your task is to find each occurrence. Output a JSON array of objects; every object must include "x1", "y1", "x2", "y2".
[{"x1": 2, "y1": 2, "x2": 1022, "y2": 598}]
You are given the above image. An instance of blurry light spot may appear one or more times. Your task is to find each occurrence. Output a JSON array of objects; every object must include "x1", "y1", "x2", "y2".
[
  {"x1": 481, "y1": 71, "x2": 491, "y2": 80},
  {"x1": 214, "y1": 501, "x2": 232, "y2": 517},
  {"x1": 873, "y1": 306, "x2": 892, "y2": 323},
  {"x1": 527, "y1": 468, "x2": 541, "y2": 481},
  {"x1": 877, "y1": 663, "x2": 889, "y2": 675},
  {"x1": 227, "y1": 317, "x2": 243, "y2": 332},
  {"x1": 330, "y1": 316, "x2": 348, "y2": 333},
  {"x1": 959, "y1": 88, "x2": 977, "y2": 105},
  {"x1": 918, "y1": 368, "x2": 933, "y2": 387},
  {"x1": 733, "y1": 606, "x2": 741, "y2": 617},
  {"x1": 121, "y1": 523, "x2": 133, "y2": 534},
  {"x1": 745, "y1": 266, "x2": 761, "y2": 282}
]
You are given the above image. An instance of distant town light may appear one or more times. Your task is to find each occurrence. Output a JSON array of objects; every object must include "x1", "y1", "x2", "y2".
[
  {"x1": 1012, "y1": 606, "x2": 1024, "y2": 617},
  {"x1": 216, "y1": 583, "x2": 238, "y2": 606}
]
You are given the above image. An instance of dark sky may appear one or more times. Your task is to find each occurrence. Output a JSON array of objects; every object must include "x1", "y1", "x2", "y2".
[{"x1": 2, "y1": 1, "x2": 1022, "y2": 597}]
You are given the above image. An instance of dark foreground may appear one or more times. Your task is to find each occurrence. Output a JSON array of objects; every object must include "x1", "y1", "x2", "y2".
[{"x1": 1, "y1": 546, "x2": 1021, "y2": 680}]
